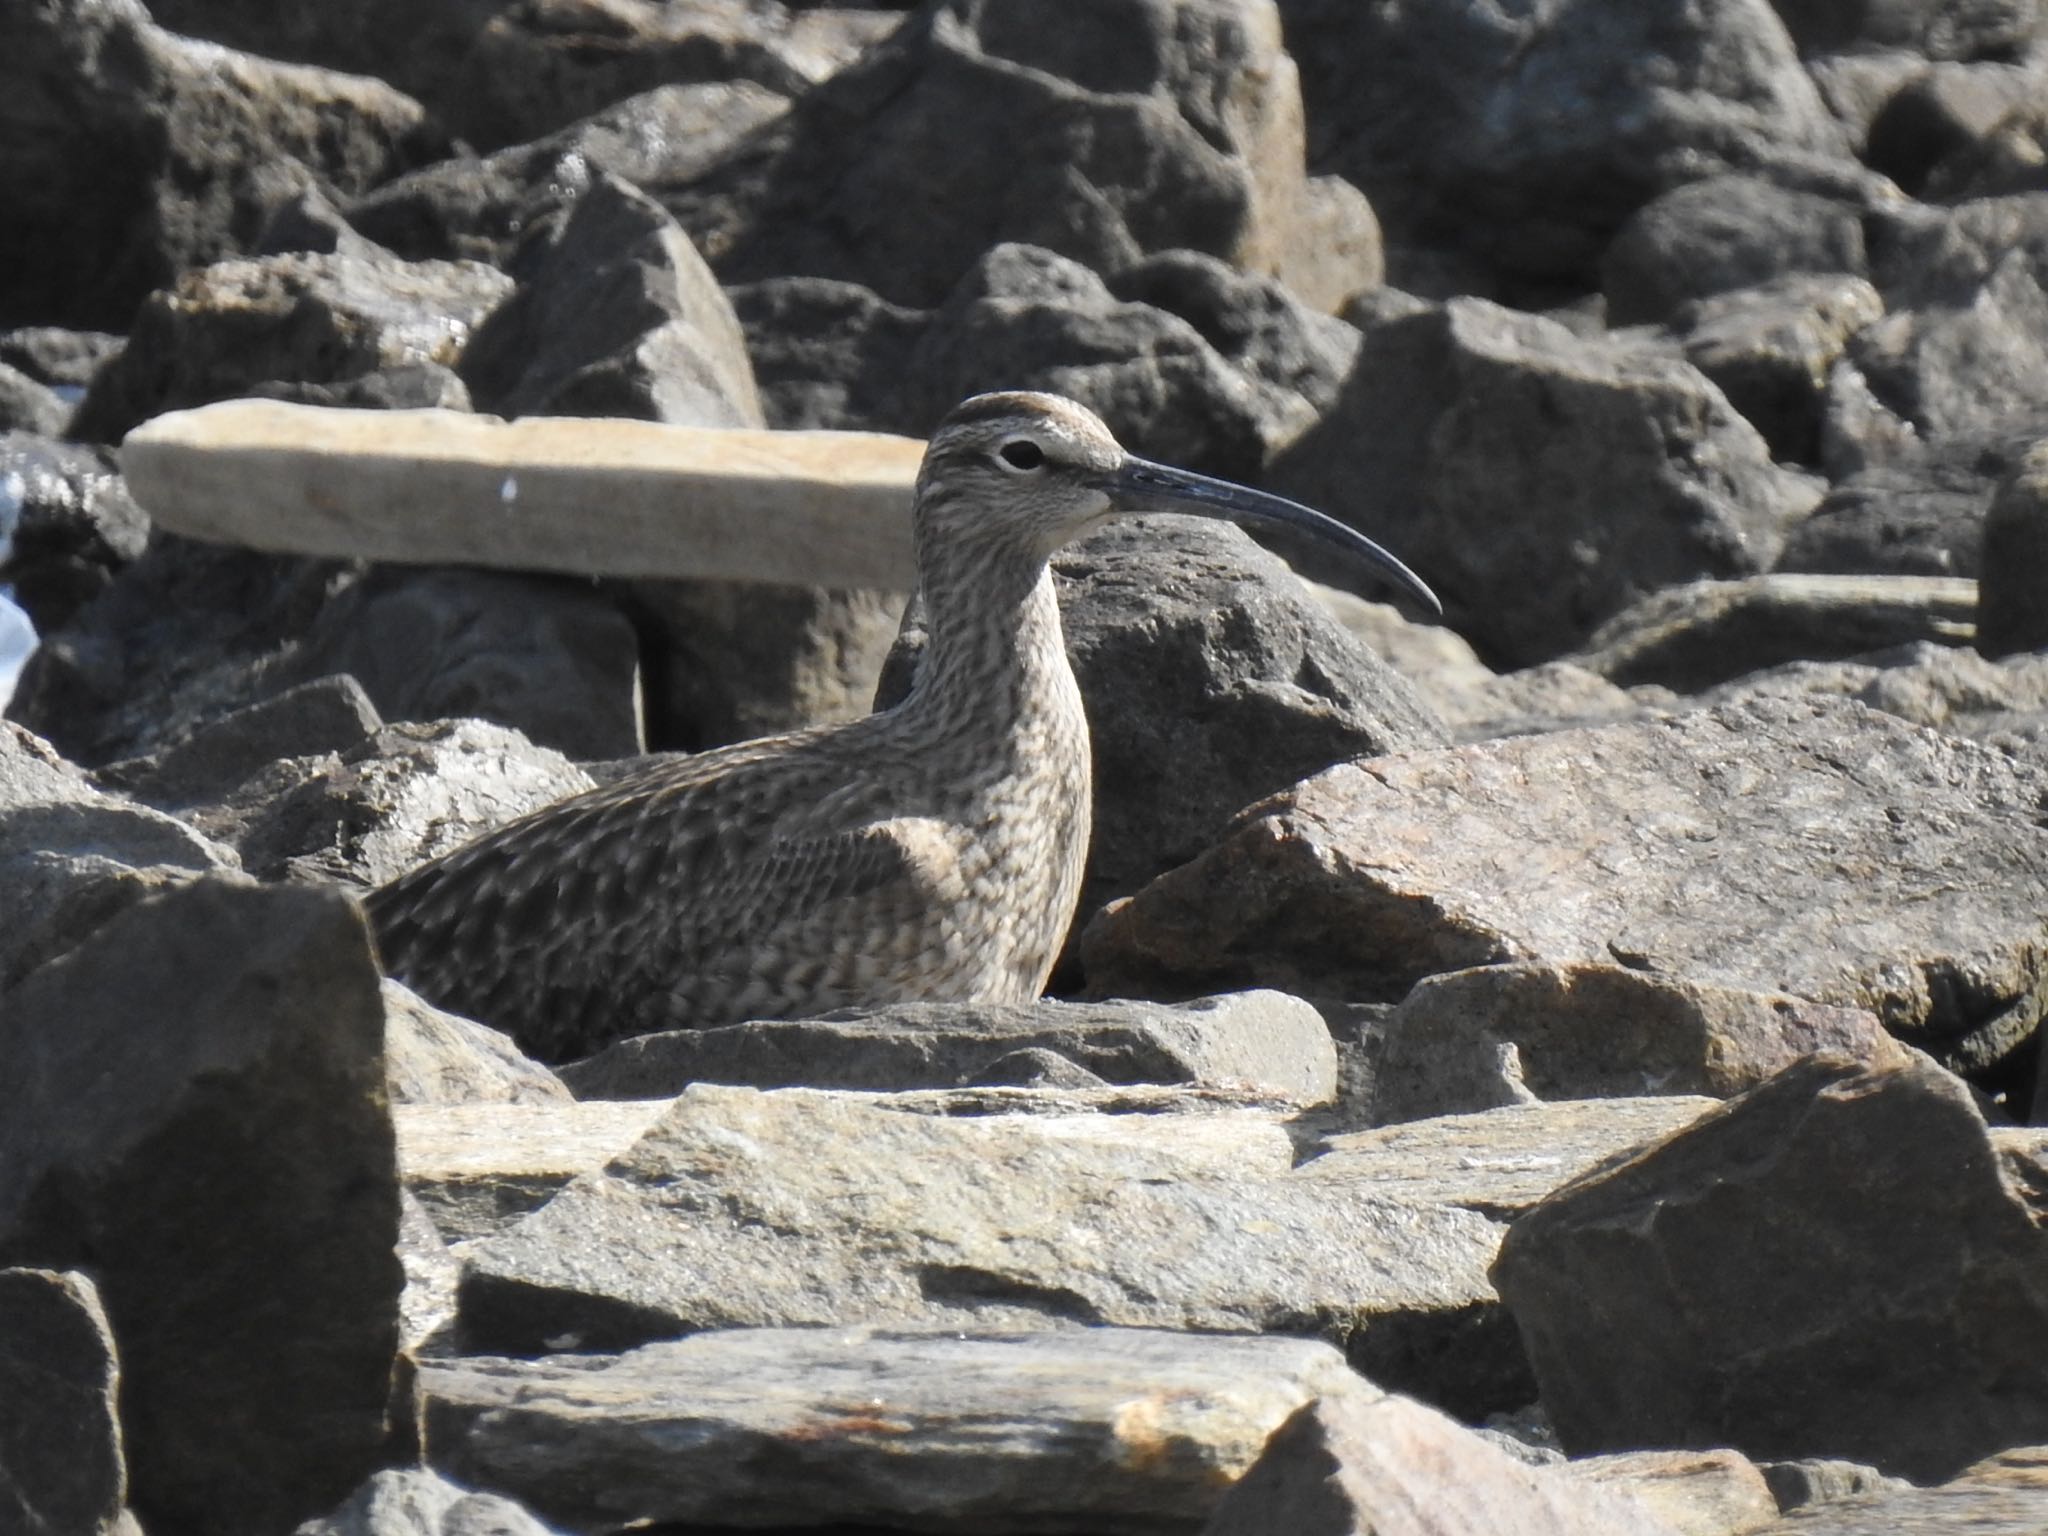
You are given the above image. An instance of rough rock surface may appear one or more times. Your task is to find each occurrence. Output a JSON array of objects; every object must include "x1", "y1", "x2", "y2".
[
  {"x1": 0, "y1": 1267, "x2": 127, "y2": 1536},
  {"x1": 0, "y1": 0, "x2": 440, "y2": 332},
  {"x1": 72, "y1": 248, "x2": 512, "y2": 444},
  {"x1": 0, "y1": 718, "x2": 236, "y2": 990},
  {"x1": 1979, "y1": 439, "x2": 2048, "y2": 657},
  {"x1": 1371, "y1": 962, "x2": 1899, "y2": 1124},
  {"x1": 1755, "y1": 1446, "x2": 2048, "y2": 1533},
  {"x1": 1494, "y1": 1053, "x2": 2048, "y2": 1483},
  {"x1": 1271, "y1": 297, "x2": 1817, "y2": 666},
  {"x1": 1203, "y1": 1389, "x2": 1672, "y2": 1536},
  {"x1": 0, "y1": 433, "x2": 150, "y2": 634},
  {"x1": 559, "y1": 990, "x2": 1338, "y2": 1103},
  {"x1": 292, "y1": 1467, "x2": 562, "y2": 1536},
  {"x1": 422, "y1": 1328, "x2": 1362, "y2": 1535},
  {"x1": 1082, "y1": 696, "x2": 2048, "y2": 1078},
  {"x1": 0, "y1": 879, "x2": 403, "y2": 1536},
  {"x1": 383, "y1": 981, "x2": 571, "y2": 1108}
]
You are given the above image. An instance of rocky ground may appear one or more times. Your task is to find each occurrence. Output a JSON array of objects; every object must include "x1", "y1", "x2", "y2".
[{"x1": 6, "y1": 0, "x2": 2048, "y2": 1532}]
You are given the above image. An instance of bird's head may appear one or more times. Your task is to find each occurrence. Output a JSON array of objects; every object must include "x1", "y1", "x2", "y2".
[{"x1": 916, "y1": 391, "x2": 1439, "y2": 614}]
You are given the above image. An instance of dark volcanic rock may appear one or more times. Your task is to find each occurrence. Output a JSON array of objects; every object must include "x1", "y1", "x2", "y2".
[
  {"x1": 0, "y1": 0, "x2": 440, "y2": 333},
  {"x1": 1082, "y1": 696, "x2": 2048, "y2": 1078},
  {"x1": 0, "y1": 433, "x2": 150, "y2": 633},
  {"x1": 732, "y1": 275, "x2": 930, "y2": 431},
  {"x1": 0, "y1": 879, "x2": 403, "y2": 1536},
  {"x1": 460, "y1": 173, "x2": 764, "y2": 428},
  {"x1": 1772, "y1": 0, "x2": 2044, "y2": 58},
  {"x1": 71, "y1": 249, "x2": 512, "y2": 445},
  {"x1": 1493, "y1": 1053, "x2": 2048, "y2": 1482},
  {"x1": 1602, "y1": 177, "x2": 1870, "y2": 327},
  {"x1": 1280, "y1": 0, "x2": 1854, "y2": 294},
  {"x1": 1270, "y1": 297, "x2": 1815, "y2": 667},
  {"x1": 664, "y1": 0, "x2": 1313, "y2": 307},
  {"x1": 1979, "y1": 440, "x2": 2048, "y2": 658},
  {"x1": 0, "y1": 1267, "x2": 127, "y2": 1536}
]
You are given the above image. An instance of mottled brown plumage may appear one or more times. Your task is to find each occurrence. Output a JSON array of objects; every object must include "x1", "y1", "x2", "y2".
[{"x1": 367, "y1": 392, "x2": 1436, "y2": 1062}]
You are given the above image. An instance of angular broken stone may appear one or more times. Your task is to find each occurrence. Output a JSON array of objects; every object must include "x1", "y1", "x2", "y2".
[
  {"x1": 1201, "y1": 1390, "x2": 1672, "y2": 1536},
  {"x1": 0, "y1": 878, "x2": 403, "y2": 1536},
  {"x1": 0, "y1": 1267, "x2": 126, "y2": 1536},
  {"x1": 1371, "y1": 962, "x2": 1899, "y2": 1124},
  {"x1": 1493, "y1": 1053, "x2": 2048, "y2": 1483},
  {"x1": 1082, "y1": 697, "x2": 2048, "y2": 1076},
  {"x1": 559, "y1": 991, "x2": 1338, "y2": 1105},
  {"x1": 1564, "y1": 1448, "x2": 1779, "y2": 1536},
  {"x1": 293, "y1": 1467, "x2": 562, "y2": 1536},
  {"x1": 383, "y1": 981, "x2": 570, "y2": 1108},
  {"x1": 1752, "y1": 1446, "x2": 2048, "y2": 1533},
  {"x1": 421, "y1": 1328, "x2": 1362, "y2": 1534}
]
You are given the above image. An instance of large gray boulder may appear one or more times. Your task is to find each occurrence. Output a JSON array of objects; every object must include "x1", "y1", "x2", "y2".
[
  {"x1": 1270, "y1": 297, "x2": 1818, "y2": 667},
  {"x1": 1083, "y1": 696, "x2": 2048, "y2": 1078},
  {"x1": 1493, "y1": 1053, "x2": 2048, "y2": 1482},
  {"x1": 0, "y1": 879, "x2": 403, "y2": 1536}
]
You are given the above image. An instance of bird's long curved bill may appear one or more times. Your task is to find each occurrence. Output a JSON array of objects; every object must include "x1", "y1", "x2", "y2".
[{"x1": 1111, "y1": 457, "x2": 1441, "y2": 616}]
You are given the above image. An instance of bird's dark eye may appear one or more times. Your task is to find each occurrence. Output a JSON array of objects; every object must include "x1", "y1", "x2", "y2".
[{"x1": 998, "y1": 439, "x2": 1045, "y2": 470}]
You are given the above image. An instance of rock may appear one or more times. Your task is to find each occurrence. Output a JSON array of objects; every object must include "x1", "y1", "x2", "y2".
[
  {"x1": 1565, "y1": 1449, "x2": 1781, "y2": 1536},
  {"x1": 397, "y1": 1191, "x2": 460, "y2": 1359},
  {"x1": 9, "y1": 536, "x2": 357, "y2": 768},
  {"x1": 903, "y1": 245, "x2": 1305, "y2": 480},
  {"x1": 283, "y1": 567, "x2": 645, "y2": 761},
  {"x1": 1780, "y1": 411, "x2": 2048, "y2": 577},
  {"x1": 1772, "y1": 0, "x2": 2043, "y2": 58},
  {"x1": 0, "y1": 0, "x2": 439, "y2": 333},
  {"x1": 1846, "y1": 252, "x2": 2048, "y2": 441},
  {"x1": 397, "y1": 1101, "x2": 670, "y2": 1244},
  {"x1": 0, "y1": 719, "x2": 236, "y2": 991},
  {"x1": 1754, "y1": 1447, "x2": 2048, "y2": 1532},
  {"x1": 456, "y1": 1082, "x2": 1707, "y2": 1411},
  {"x1": 427, "y1": 0, "x2": 892, "y2": 151},
  {"x1": 1275, "y1": 173, "x2": 1387, "y2": 314},
  {"x1": 1270, "y1": 298, "x2": 1815, "y2": 667},
  {"x1": 1978, "y1": 440, "x2": 2048, "y2": 657},
  {"x1": 1371, "y1": 962, "x2": 1899, "y2": 1125},
  {"x1": 558, "y1": 991, "x2": 1338, "y2": 1104},
  {"x1": 422, "y1": 1328, "x2": 1362, "y2": 1534},
  {"x1": 0, "y1": 1267, "x2": 127, "y2": 1536},
  {"x1": 0, "y1": 879, "x2": 403, "y2": 1536},
  {"x1": 252, "y1": 363, "x2": 474, "y2": 414},
  {"x1": 117, "y1": 400, "x2": 925, "y2": 588},
  {"x1": 1675, "y1": 275, "x2": 1885, "y2": 462},
  {"x1": 0, "y1": 361, "x2": 67, "y2": 435},
  {"x1": 1203, "y1": 1390, "x2": 1674, "y2": 1536},
  {"x1": 384, "y1": 981, "x2": 571, "y2": 1108},
  {"x1": 624, "y1": 577, "x2": 904, "y2": 749},
  {"x1": 72, "y1": 249, "x2": 513, "y2": 445},
  {"x1": 0, "y1": 326, "x2": 123, "y2": 391},
  {"x1": 1441, "y1": 662, "x2": 1658, "y2": 745},
  {"x1": 294, "y1": 1467, "x2": 563, "y2": 1536},
  {"x1": 192, "y1": 718, "x2": 594, "y2": 889},
  {"x1": 1929, "y1": 103, "x2": 2048, "y2": 200},
  {"x1": 1493, "y1": 1053, "x2": 2048, "y2": 1483},
  {"x1": 1281, "y1": 0, "x2": 1854, "y2": 293},
  {"x1": 460, "y1": 173, "x2": 764, "y2": 428},
  {"x1": 98, "y1": 674, "x2": 385, "y2": 811},
  {"x1": 666, "y1": 0, "x2": 1315, "y2": 307},
  {"x1": 0, "y1": 432, "x2": 150, "y2": 633},
  {"x1": 1603, "y1": 178, "x2": 1871, "y2": 327},
  {"x1": 1759, "y1": 1459, "x2": 1908, "y2": 1513},
  {"x1": 1081, "y1": 697, "x2": 2048, "y2": 1078},
  {"x1": 1568, "y1": 574, "x2": 1979, "y2": 692},
  {"x1": 352, "y1": 81, "x2": 792, "y2": 269},
  {"x1": 1865, "y1": 61, "x2": 2044, "y2": 196},
  {"x1": 732, "y1": 274, "x2": 931, "y2": 432}
]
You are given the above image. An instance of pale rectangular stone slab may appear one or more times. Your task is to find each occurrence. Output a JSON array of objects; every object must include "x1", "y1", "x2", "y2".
[
  {"x1": 395, "y1": 1101, "x2": 670, "y2": 1241},
  {"x1": 120, "y1": 401, "x2": 924, "y2": 588}
]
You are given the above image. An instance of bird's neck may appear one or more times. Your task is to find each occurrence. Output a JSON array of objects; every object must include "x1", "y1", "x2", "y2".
[{"x1": 907, "y1": 542, "x2": 1084, "y2": 748}]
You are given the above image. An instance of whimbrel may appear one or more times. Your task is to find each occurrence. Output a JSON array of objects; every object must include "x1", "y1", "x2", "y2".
[{"x1": 367, "y1": 392, "x2": 1437, "y2": 1062}]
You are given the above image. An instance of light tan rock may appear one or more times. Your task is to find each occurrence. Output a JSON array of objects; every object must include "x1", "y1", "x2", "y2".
[
  {"x1": 1568, "y1": 1449, "x2": 1780, "y2": 1536},
  {"x1": 121, "y1": 401, "x2": 924, "y2": 588}
]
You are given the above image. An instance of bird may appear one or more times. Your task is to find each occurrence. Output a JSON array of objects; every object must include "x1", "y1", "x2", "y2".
[{"x1": 366, "y1": 391, "x2": 1438, "y2": 1063}]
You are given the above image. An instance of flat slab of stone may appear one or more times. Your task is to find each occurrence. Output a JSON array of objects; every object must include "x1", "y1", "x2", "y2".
[
  {"x1": 1083, "y1": 697, "x2": 2048, "y2": 1073},
  {"x1": 559, "y1": 991, "x2": 1337, "y2": 1104},
  {"x1": 420, "y1": 1327, "x2": 1361, "y2": 1535},
  {"x1": 120, "y1": 400, "x2": 923, "y2": 588},
  {"x1": 395, "y1": 1101, "x2": 670, "y2": 1242}
]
